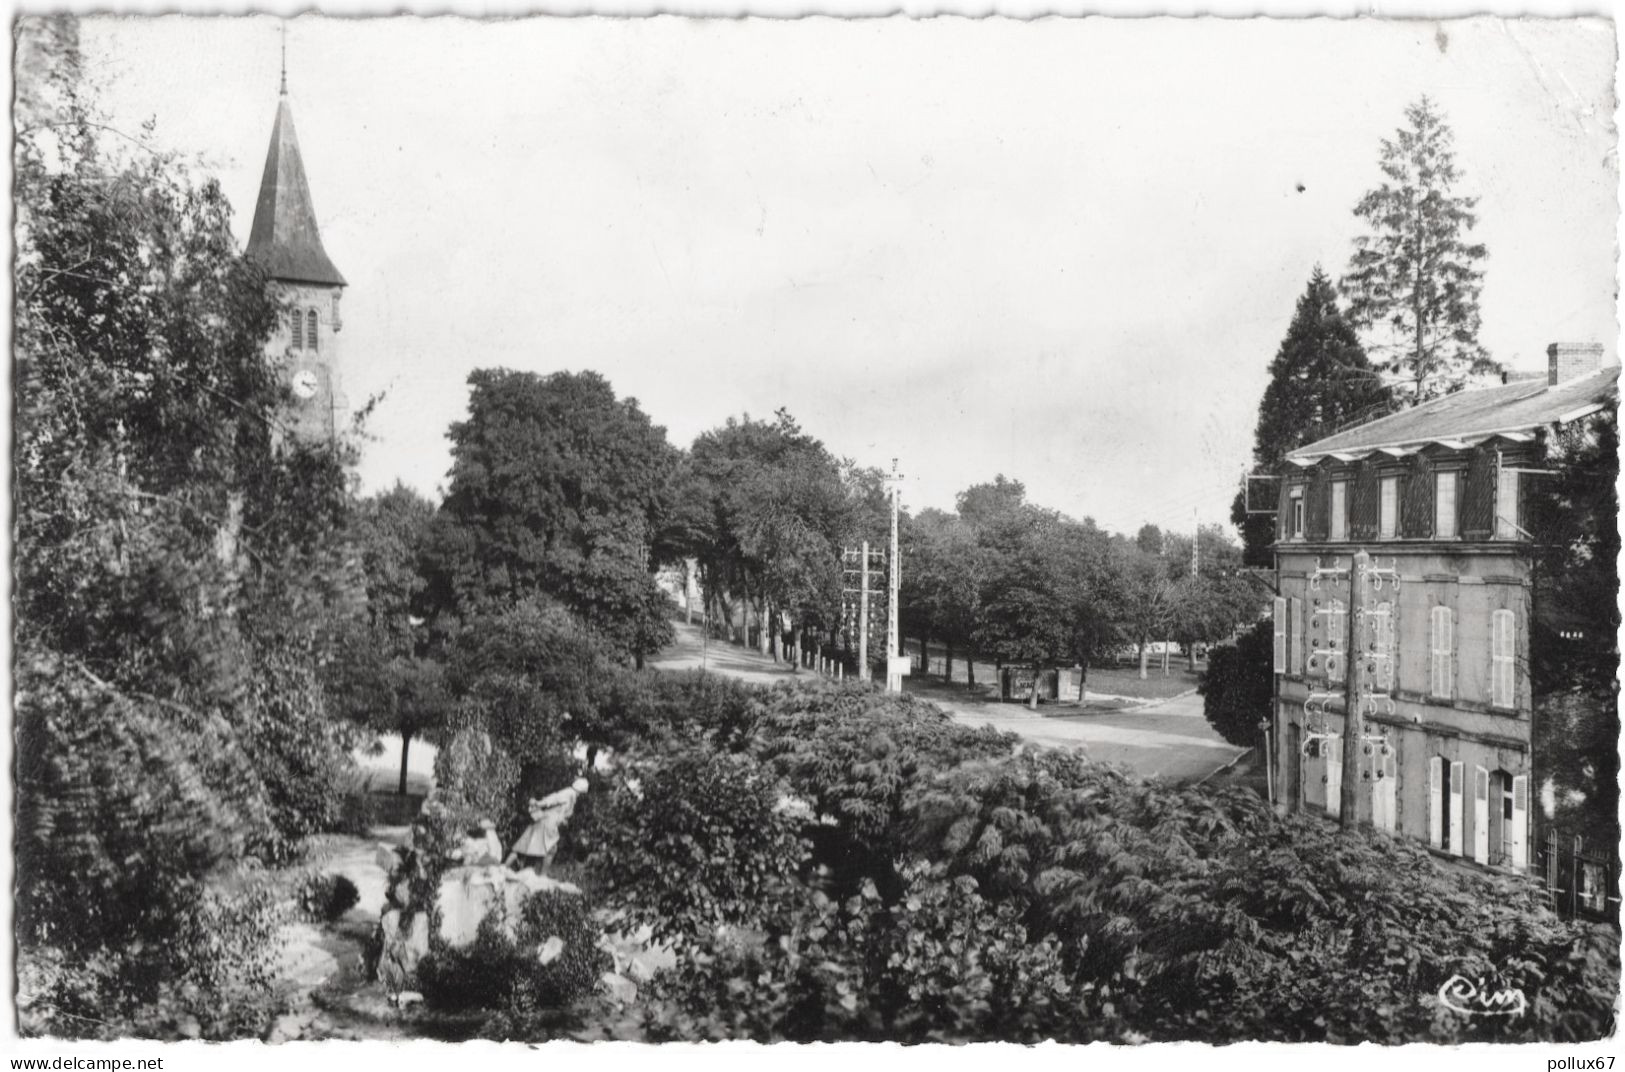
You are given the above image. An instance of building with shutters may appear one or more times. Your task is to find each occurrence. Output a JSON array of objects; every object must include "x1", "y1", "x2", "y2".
[{"x1": 1267, "y1": 342, "x2": 1617, "y2": 877}]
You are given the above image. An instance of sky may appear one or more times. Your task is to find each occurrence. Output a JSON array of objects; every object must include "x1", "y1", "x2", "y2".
[{"x1": 75, "y1": 14, "x2": 1618, "y2": 539}]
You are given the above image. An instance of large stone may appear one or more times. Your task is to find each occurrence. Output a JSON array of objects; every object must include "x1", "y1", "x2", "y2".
[{"x1": 376, "y1": 908, "x2": 431, "y2": 992}]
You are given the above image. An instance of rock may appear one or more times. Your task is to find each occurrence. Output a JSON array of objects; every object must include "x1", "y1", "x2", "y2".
[
  {"x1": 376, "y1": 908, "x2": 431, "y2": 991},
  {"x1": 536, "y1": 935, "x2": 564, "y2": 965},
  {"x1": 435, "y1": 865, "x2": 583, "y2": 949},
  {"x1": 600, "y1": 970, "x2": 637, "y2": 1006},
  {"x1": 396, "y1": 991, "x2": 424, "y2": 1009},
  {"x1": 375, "y1": 843, "x2": 402, "y2": 872},
  {"x1": 266, "y1": 1011, "x2": 308, "y2": 1043}
]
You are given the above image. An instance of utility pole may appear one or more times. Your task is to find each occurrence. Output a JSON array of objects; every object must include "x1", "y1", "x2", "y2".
[
  {"x1": 1338, "y1": 550, "x2": 1369, "y2": 828},
  {"x1": 859, "y1": 540, "x2": 871, "y2": 683},
  {"x1": 1192, "y1": 510, "x2": 1200, "y2": 579},
  {"x1": 884, "y1": 459, "x2": 906, "y2": 693}
]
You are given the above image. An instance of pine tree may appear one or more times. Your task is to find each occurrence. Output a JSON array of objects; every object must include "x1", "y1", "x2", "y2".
[
  {"x1": 1230, "y1": 267, "x2": 1388, "y2": 565},
  {"x1": 1341, "y1": 96, "x2": 1494, "y2": 403}
]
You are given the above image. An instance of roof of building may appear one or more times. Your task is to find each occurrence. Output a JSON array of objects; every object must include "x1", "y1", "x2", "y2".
[
  {"x1": 245, "y1": 92, "x2": 346, "y2": 288},
  {"x1": 1286, "y1": 367, "x2": 1619, "y2": 462}
]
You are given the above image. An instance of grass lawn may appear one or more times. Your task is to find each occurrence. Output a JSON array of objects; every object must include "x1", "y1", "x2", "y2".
[{"x1": 1086, "y1": 664, "x2": 1202, "y2": 700}]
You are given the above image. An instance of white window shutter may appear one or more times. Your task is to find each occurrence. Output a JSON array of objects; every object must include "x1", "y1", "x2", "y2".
[
  {"x1": 1380, "y1": 477, "x2": 1397, "y2": 538},
  {"x1": 1273, "y1": 597, "x2": 1287, "y2": 674},
  {"x1": 1331, "y1": 481, "x2": 1347, "y2": 541},
  {"x1": 1428, "y1": 757, "x2": 1443, "y2": 849},
  {"x1": 1431, "y1": 606, "x2": 1454, "y2": 700},
  {"x1": 1435, "y1": 471, "x2": 1457, "y2": 539},
  {"x1": 1326, "y1": 737, "x2": 1342, "y2": 818},
  {"x1": 1289, "y1": 598, "x2": 1303, "y2": 677},
  {"x1": 1473, "y1": 766, "x2": 1490, "y2": 865},
  {"x1": 1510, "y1": 775, "x2": 1529, "y2": 869},
  {"x1": 1449, "y1": 760, "x2": 1465, "y2": 856},
  {"x1": 1496, "y1": 467, "x2": 1519, "y2": 539},
  {"x1": 1492, "y1": 609, "x2": 1515, "y2": 709},
  {"x1": 1376, "y1": 750, "x2": 1398, "y2": 834}
]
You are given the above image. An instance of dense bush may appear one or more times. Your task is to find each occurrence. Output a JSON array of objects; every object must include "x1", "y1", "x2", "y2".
[
  {"x1": 417, "y1": 890, "x2": 608, "y2": 1016},
  {"x1": 299, "y1": 873, "x2": 361, "y2": 924},
  {"x1": 588, "y1": 747, "x2": 807, "y2": 944},
  {"x1": 596, "y1": 863, "x2": 1082, "y2": 1044},
  {"x1": 1199, "y1": 620, "x2": 1273, "y2": 747},
  {"x1": 565, "y1": 677, "x2": 1619, "y2": 1044},
  {"x1": 746, "y1": 679, "x2": 1015, "y2": 898}
]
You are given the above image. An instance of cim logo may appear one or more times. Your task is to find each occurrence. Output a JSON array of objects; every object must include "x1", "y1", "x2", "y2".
[{"x1": 1438, "y1": 973, "x2": 1527, "y2": 1018}]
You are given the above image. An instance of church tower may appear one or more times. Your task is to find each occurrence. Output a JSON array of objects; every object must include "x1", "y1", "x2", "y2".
[{"x1": 246, "y1": 61, "x2": 347, "y2": 446}]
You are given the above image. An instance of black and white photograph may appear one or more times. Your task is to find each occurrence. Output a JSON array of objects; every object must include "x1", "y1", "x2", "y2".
[{"x1": 9, "y1": 6, "x2": 1622, "y2": 1058}]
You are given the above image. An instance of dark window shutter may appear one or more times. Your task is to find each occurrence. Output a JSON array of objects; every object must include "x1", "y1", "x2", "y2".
[
  {"x1": 1350, "y1": 461, "x2": 1380, "y2": 540},
  {"x1": 1277, "y1": 477, "x2": 1291, "y2": 542},
  {"x1": 1461, "y1": 447, "x2": 1496, "y2": 540},
  {"x1": 1306, "y1": 466, "x2": 1332, "y2": 541},
  {"x1": 1401, "y1": 454, "x2": 1435, "y2": 538}
]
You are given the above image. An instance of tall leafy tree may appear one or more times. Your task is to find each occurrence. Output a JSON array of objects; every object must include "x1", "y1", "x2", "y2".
[
  {"x1": 900, "y1": 508, "x2": 982, "y2": 685},
  {"x1": 340, "y1": 483, "x2": 451, "y2": 794},
  {"x1": 1341, "y1": 96, "x2": 1494, "y2": 403},
  {"x1": 1230, "y1": 267, "x2": 1389, "y2": 565},
  {"x1": 434, "y1": 369, "x2": 679, "y2": 664}
]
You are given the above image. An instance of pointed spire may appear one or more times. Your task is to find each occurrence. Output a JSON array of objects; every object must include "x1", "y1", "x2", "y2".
[
  {"x1": 279, "y1": 22, "x2": 287, "y2": 96},
  {"x1": 246, "y1": 82, "x2": 346, "y2": 287}
]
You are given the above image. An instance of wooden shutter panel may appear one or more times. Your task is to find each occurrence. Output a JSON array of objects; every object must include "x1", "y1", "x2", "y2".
[
  {"x1": 1306, "y1": 466, "x2": 1331, "y2": 541},
  {"x1": 1401, "y1": 454, "x2": 1435, "y2": 538},
  {"x1": 1492, "y1": 610, "x2": 1514, "y2": 708},
  {"x1": 1289, "y1": 598, "x2": 1303, "y2": 677},
  {"x1": 1462, "y1": 447, "x2": 1497, "y2": 539},
  {"x1": 1428, "y1": 757, "x2": 1443, "y2": 848},
  {"x1": 1277, "y1": 478, "x2": 1292, "y2": 542},
  {"x1": 1326, "y1": 736, "x2": 1342, "y2": 818},
  {"x1": 1449, "y1": 760, "x2": 1465, "y2": 856},
  {"x1": 1272, "y1": 597, "x2": 1287, "y2": 673},
  {"x1": 1473, "y1": 766, "x2": 1490, "y2": 864},
  {"x1": 1510, "y1": 775, "x2": 1529, "y2": 869},
  {"x1": 1350, "y1": 461, "x2": 1380, "y2": 540},
  {"x1": 291, "y1": 310, "x2": 304, "y2": 350}
]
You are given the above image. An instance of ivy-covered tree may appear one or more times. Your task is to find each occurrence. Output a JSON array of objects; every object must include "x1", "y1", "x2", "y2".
[
  {"x1": 1230, "y1": 267, "x2": 1390, "y2": 565},
  {"x1": 1341, "y1": 96, "x2": 1495, "y2": 403},
  {"x1": 14, "y1": 15, "x2": 363, "y2": 1036}
]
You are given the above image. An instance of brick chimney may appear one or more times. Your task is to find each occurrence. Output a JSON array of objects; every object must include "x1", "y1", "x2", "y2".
[{"x1": 1548, "y1": 342, "x2": 1605, "y2": 385}]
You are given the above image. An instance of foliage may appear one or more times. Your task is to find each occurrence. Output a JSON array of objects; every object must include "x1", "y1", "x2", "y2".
[
  {"x1": 899, "y1": 508, "x2": 982, "y2": 673},
  {"x1": 431, "y1": 727, "x2": 523, "y2": 851},
  {"x1": 299, "y1": 873, "x2": 362, "y2": 924},
  {"x1": 1230, "y1": 266, "x2": 1390, "y2": 564},
  {"x1": 418, "y1": 889, "x2": 608, "y2": 1015},
  {"x1": 1199, "y1": 621, "x2": 1274, "y2": 747},
  {"x1": 588, "y1": 748, "x2": 808, "y2": 944},
  {"x1": 685, "y1": 409, "x2": 861, "y2": 652},
  {"x1": 1529, "y1": 410, "x2": 1621, "y2": 850},
  {"x1": 14, "y1": 22, "x2": 371, "y2": 1032},
  {"x1": 446, "y1": 597, "x2": 619, "y2": 772},
  {"x1": 432, "y1": 368, "x2": 678, "y2": 662},
  {"x1": 1341, "y1": 97, "x2": 1494, "y2": 403},
  {"x1": 747, "y1": 679, "x2": 1015, "y2": 898},
  {"x1": 337, "y1": 484, "x2": 451, "y2": 793},
  {"x1": 611, "y1": 864, "x2": 1082, "y2": 1044}
]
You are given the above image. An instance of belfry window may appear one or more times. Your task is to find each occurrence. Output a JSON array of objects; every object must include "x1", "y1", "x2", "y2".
[
  {"x1": 291, "y1": 310, "x2": 303, "y2": 350},
  {"x1": 307, "y1": 310, "x2": 320, "y2": 352}
]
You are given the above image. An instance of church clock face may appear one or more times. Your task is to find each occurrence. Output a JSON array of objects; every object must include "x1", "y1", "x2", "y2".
[{"x1": 292, "y1": 369, "x2": 319, "y2": 401}]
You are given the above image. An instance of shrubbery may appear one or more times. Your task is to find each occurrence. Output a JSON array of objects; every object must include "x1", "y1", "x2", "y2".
[
  {"x1": 1199, "y1": 619, "x2": 1273, "y2": 748},
  {"x1": 299, "y1": 873, "x2": 362, "y2": 924},
  {"x1": 566, "y1": 677, "x2": 1618, "y2": 1044},
  {"x1": 417, "y1": 890, "x2": 608, "y2": 1017},
  {"x1": 588, "y1": 748, "x2": 807, "y2": 944}
]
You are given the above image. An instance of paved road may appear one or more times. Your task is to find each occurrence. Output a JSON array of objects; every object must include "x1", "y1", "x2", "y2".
[{"x1": 649, "y1": 623, "x2": 1248, "y2": 784}]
